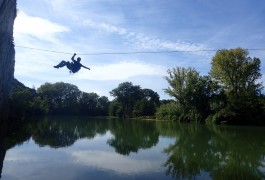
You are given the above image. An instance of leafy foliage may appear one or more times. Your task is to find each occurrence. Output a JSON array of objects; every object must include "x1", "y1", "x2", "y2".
[
  {"x1": 79, "y1": 92, "x2": 109, "y2": 116},
  {"x1": 209, "y1": 48, "x2": 264, "y2": 124},
  {"x1": 159, "y1": 48, "x2": 264, "y2": 124},
  {"x1": 163, "y1": 67, "x2": 213, "y2": 122},
  {"x1": 109, "y1": 82, "x2": 160, "y2": 118},
  {"x1": 210, "y1": 48, "x2": 262, "y2": 98},
  {"x1": 9, "y1": 79, "x2": 48, "y2": 119},
  {"x1": 10, "y1": 81, "x2": 109, "y2": 118},
  {"x1": 110, "y1": 82, "x2": 142, "y2": 117},
  {"x1": 37, "y1": 82, "x2": 81, "y2": 114},
  {"x1": 156, "y1": 102, "x2": 181, "y2": 121}
]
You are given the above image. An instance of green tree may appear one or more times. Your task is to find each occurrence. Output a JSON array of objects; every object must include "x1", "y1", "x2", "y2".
[
  {"x1": 142, "y1": 88, "x2": 160, "y2": 105},
  {"x1": 109, "y1": 100, "x2": 125, "y2": 117},
  {"x1": 156, "y1": 102, "x2": 181, "y2": 121},
  {"x1": 164, "y1": 67, "x2": 213, "y2": 122},
  {"x1": 10, "y1": 89, "x2": 33, "y2": 118},
  {"x1": 37, "y1": 83, "x2": 58, "y2": 111},
  {"x1": 210, "y1": 48, "x2": 264, "y2": 123},
  {"x1": 97, "y1": 96, "x2": 110, "y2": 115},
  {"x1": 210, "y1": 48, "x2": 262, "y2": 98},
  {"x1": 79, "y1": 92, "x2": 99, "y2": 115},
  {"x1": 110, "y1": 82, "x2": 142, "y2": 117},
  {"x1": 133, "y1": 89, "x2": 160, "y2": 117},
  {"x1": 9, "y1": 89, "x2": 48, "y2": 118},
  {"x1": 109, "y1": 82, "x2": 160, "y2": 118},
  {"x1": 37, "y1": 82, "x2": 81, "y2": 114},
  {"x1": 29, "y1": 96, "x2": 49, "y2": 115}
]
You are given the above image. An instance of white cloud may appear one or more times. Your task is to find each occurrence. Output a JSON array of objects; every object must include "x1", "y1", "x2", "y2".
[
  {"x1": 72, "y1": 150, "x2": 161, "y2": 174},
  {"x1": 100, "y1": 23, "x2": 127, "y2": 35},
  {"x1": 13, "y1": 11, "x2": 77, "y2": 84},
  {"x1": 14, "y1": 11, "x2": 70, "y2": 41},
  {"x1": 75, "y1": 61, "x2": 167, "y2": 81},
  {"x1": 84, "y1": 19, "x2": 208, "y2": 54}
]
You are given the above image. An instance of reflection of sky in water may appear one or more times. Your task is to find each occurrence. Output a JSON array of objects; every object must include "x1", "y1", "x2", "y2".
[
  {"x1": 2, "y1": 132, "x2": 175, "y2": 180},
  {"x1": 72, "y1": 150, "x2": 161, "y2": 174}
]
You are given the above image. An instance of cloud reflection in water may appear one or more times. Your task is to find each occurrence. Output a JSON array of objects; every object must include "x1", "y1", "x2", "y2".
[{"x1": 72, "y1": 150, "x2": 162, "y2": 175}]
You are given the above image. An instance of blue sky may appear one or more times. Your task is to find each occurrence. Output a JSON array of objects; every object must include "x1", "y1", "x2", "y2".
[{"x1": 14, "y1": 0, "x2": 265, "y2": 100}]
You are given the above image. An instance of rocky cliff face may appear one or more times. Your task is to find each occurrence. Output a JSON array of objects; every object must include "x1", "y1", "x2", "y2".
[{"x1": 0, "y1": 0, "x2": 17, "y2": 121}]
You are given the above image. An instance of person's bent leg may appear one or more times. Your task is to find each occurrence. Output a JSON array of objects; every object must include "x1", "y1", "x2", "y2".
[{"x1": 54, "y1": 61, "x2": 67, "y2": 68}]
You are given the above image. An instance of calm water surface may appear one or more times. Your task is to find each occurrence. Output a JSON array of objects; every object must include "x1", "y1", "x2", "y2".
[{"x1": 0, "y1": 116, "x2": 265, "y2": 180}]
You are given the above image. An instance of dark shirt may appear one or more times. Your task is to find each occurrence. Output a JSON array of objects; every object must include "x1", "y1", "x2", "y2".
[{"x1": 71, "y1": 61, "x2": 82, "y2": 73}]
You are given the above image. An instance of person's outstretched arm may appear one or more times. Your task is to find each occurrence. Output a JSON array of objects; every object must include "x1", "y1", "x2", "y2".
[
  {"x1": 71, "y1": 53, "x2": 76, "y2": 62},
  {"x1": 81, "y1": 64, "x2": 90, "y2": 70}
]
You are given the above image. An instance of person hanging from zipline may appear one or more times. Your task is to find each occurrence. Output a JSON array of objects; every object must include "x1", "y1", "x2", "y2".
[{"x1": 54, "y1": 53, "x2": 90, "y2": 73}]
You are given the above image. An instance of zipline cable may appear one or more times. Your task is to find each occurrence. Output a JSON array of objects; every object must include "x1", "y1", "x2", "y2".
[
  {"x1": 15, "y1": 45, "x2": 265, "y2": 56},
  {"x1": 16, "y1": 45, "x2": 73, "y2": 55}
]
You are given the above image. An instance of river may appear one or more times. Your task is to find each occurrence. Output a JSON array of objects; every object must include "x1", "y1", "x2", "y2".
[{"x1": 0, "y1": 116, "x2": 265, "y2": 179}]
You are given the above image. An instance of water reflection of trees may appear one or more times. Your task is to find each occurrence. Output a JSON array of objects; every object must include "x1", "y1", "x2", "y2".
[
  {"x1": 0, "y1": 117, "x2": 109, "y2": 177},
  {"x1": 162, "y1": 124, "x2": 265, "y2": 180},
  {"x1": 1, "y1": 118, "x2": 265, "y2": 179},
  {"x1": 31, "y1": 117, "x2": 160, "y2": 155},
  {"x1": 31, "y1": 116, "x2": 108, "y2": 148},
  {"x1": 107, "y1": 119, "x2": 159, "y2": 155}
]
